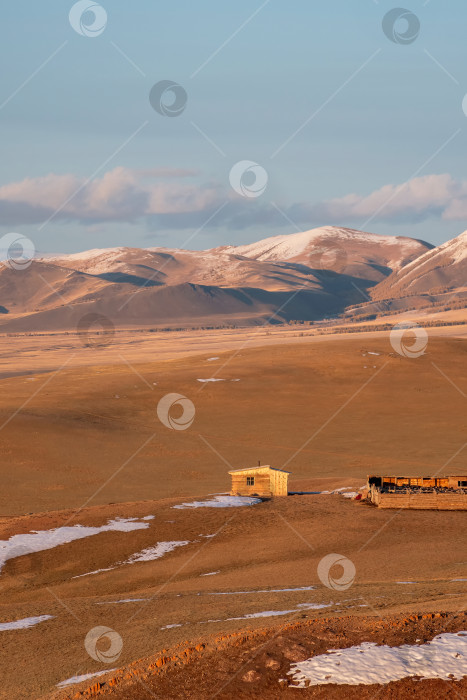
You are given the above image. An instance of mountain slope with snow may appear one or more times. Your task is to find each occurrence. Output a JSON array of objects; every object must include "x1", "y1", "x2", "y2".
[
  {"x1": 0, "y1": 226, "x2": 448, "y2": 331},
  {"x1": 371, "y1": 229, "x2": 467, "y2": 300},
  {"x1": 215, "y1": 226, "x2": 432, "y2": 279}
]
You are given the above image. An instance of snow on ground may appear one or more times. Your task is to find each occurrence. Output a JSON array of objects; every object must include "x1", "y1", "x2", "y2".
[
  {"x1": 57, "y1": 669, "x2": 117, "y2": 688},
  {"x1": 173, "y1": 496, "x2": 261, "y2": 509},
  {"x1": 200, "y1": 571, "x2": 220, "y2": 576},
  {"x1": 0, "y1": 517, "x2": 151, "y2": 573},
  {"x1": 0, "y1": 615, "x2": 54, "y2": 631},
  {"x1": 96, "y1": 598, "x2": 147, "y2": 605},
  {"x1": 160, "y1": 623, "x2": 183, "y2": 630},
  {"x1": 161, "y1": 601, "x2": 333, "y2": 630},
  {"x1": 74, "y1": 540, "x2": 190, "y2": 578},
  {"x1": 72, "y1": 567, "x2": 116, "y2": 579},
  {"x1": 287, "y1": 631, "x2": 467, "y2": 687},
  {"x1": 320, "y1": 487, "x2": 353, "y2": 494},
  {"x1": 320, "y1": 486, "x2": 365, "y2": 498},
  {"x1": 196, "y1": 378, "x2": 225, "y2": 382},
  {"x1": 223, "y1": 602, "x2": 331, "y2": 622},
  {"x1": 206, "y1": 357, "x2": 219, "y2": 361},
  {"x1": 208, "y1": 585, "x2": 316, "y2": 596},
  {"x1": 124, "y1": 541, "x2": 190, "y2": 564}
]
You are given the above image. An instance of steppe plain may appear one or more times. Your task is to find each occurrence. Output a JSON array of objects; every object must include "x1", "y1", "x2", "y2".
[{"x1": 0, "y1": 320, "x2": 465, "y2": 699}]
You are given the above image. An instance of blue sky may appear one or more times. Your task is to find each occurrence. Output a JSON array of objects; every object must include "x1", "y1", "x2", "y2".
[{"x1": 1, "y1": 0, "x2": 467, "y2": 254}]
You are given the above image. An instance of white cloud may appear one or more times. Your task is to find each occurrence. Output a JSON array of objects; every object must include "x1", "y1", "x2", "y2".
[
  {"x1": 303, "y1": 174, "x2": 467, "y2": 224},
  {"x1": 0, "y1": 167, "x2": 226, "y2": 226},
  {"x1": 0, "y1": 169, "x2": 466, "y2": 231}
]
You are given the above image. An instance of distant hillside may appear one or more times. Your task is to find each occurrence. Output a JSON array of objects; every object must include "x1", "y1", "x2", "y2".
[{"x1": 0, "y1": 226, "x2": 440, "y2": 331}]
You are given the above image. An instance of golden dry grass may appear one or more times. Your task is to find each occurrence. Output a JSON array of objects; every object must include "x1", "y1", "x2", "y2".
[
  {"x1": 0, "y1": 330, "x2": 465, "y2": 698},
  {"x1": 0, "y1": 333, "x2": 466, "y2": 515}
]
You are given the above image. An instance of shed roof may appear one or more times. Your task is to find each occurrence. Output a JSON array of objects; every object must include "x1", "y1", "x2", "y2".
[{"x1": 228, "y1": 465, "x2": 291, "y2": 475}]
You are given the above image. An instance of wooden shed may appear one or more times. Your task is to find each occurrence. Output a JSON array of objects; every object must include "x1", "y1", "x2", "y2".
[
  {"x1": 366, "y1": 474, "x2": 467, "y2": 510},
  {"x1": 229, "y1": 465, "x2": 290, "y2": 498}
]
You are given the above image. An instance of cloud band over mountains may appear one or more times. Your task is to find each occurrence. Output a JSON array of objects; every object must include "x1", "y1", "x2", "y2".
[{"x1": 0, "y1": 169, "x2": 465, "y2": 230}]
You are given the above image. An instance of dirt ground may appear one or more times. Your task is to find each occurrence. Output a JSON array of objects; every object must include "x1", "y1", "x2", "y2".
[
  {"x1": 0, "y1": 493, "x2": 466, "y2": 699},
  {"x1": 0, "y1": 328, "x2": 465, "y2": 698},
  {"x1": 44, "y1": 612, "x2": 467, "y2": 700}
]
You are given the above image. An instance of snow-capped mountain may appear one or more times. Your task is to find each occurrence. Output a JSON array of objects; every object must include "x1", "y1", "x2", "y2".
[
  {"x1": 216, "y1": 226, "x2": 428, "y2": 274},
  {"x1": 44, "y1": 226, "x2": 431, "y2": 287},
  {"x1": 372, "y1": 229, "x2": 467, "y2": 300},
  {"x1": 0, "y1": 225, "x2": 457, "y2": 332}
]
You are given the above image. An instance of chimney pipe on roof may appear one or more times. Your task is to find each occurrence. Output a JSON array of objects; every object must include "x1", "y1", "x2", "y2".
[{"x1": 258, "y1": 460, "x2": 260, "y2": 466}]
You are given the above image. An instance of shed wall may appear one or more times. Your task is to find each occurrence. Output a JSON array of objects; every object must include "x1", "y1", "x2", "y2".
[
  {"x1": 230, "y1": 469, "x2": 272, "y2": 497},
  {"x1": 230, "y1": 468, "x2": 289, "y2": 497},
  {"x1": 370, "y1": 489, "x2": 467, "y2": 510}
]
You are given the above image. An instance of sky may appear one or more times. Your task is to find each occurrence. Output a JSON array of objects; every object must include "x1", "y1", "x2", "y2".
[{"x1": 2, "y1": 0, "x2": 467, "y2": 255}]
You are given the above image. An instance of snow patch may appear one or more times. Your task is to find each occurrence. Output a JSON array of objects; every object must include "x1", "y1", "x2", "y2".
[
  {"x1": 287, "y1": 632, "x2": 467, "y2": 687},
  {"x1": 209, "y1": 585, "x2": 316, "y2": 596},
  {"x1": 96, "y1": 598, "x2": 146, "y2": 605},
  {"x1": 226, "y1": 602, "x2": 330, "y2": 622},
  {"x1": 173, "y1": 496, "x2": 261, "y2": 509},
  {"x1": 0, "y1": 517, "x2": 150, "y2": 573},
  {"x1": 124, "y1": 540, "x2": 190, "y2": 564},
  {"x1": 72, "y1": 567, "x2": 115, "y2": 579},
  {"x1": 0, "y1": 615, "x2": 54, "y2": 631},
  {"x1": 73, "y1": 539, "x2": 190, "y2": 578},
  {"x1": 57, "y1": 669, "x2": 118, "y2": 688}
]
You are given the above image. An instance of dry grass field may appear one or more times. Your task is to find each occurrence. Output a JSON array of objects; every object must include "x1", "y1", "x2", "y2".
[
  {"x1": 0, "y1": 330, "x2": 466, "y2": 515},
  {"x1": 0, "y1": 328, "x2": 465, "y2": 698}
]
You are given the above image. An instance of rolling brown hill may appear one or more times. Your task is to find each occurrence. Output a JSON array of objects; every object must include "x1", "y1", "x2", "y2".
[
  {"x1": 0, "y1": 227, "x2": 431, "y2": 331},
  {"x1": 342, "y1": 229, "x2": 467, "y2": 320},
  {"x1": 372, "y1": 229, "x2": 467, "y2": 300}
]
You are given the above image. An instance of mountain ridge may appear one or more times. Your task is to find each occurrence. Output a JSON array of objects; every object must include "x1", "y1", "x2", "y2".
[{"x1": 0, "y1": 225, "x2": 464, "y2": 331}]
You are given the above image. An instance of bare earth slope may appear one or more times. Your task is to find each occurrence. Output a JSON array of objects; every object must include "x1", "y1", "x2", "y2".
[{"x1": 372, "y1": 229, "x2": 467, "y2": 299}]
